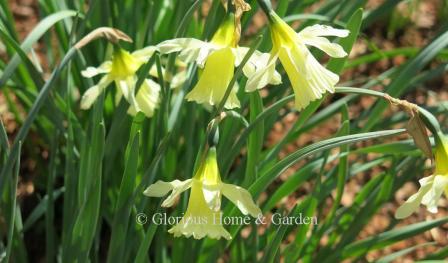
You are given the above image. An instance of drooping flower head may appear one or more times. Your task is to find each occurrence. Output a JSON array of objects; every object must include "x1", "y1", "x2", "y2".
[
  {"x1": 81, "y1": 46, "x2": 160, "y2": 118},
  {"x1": 246, "y1": 11, "x2": 349, "y2": 110},
  {"x1": 157, "y1": 12, "x2": 279, "y2": 109},
  {"x1": 157, "y1": 14, "x2": 239, "y2": 109},
  {"x1": 144, "y1": 147, "x2": 261, "y2": 240},
  {"x1": 395, "y1": 134, "x2": 448, "y2": 219}
]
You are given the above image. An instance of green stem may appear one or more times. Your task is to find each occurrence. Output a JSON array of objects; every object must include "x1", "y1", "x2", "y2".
[
  {"x1": 256, "y1": 0, "x2": 273, "y2": 16},
  {"x1": 334, "y1": 86, "x2": 443, "y2": 141},
  {"x1": 227, "y1": 0, "x2": 235, "y2": 13}
]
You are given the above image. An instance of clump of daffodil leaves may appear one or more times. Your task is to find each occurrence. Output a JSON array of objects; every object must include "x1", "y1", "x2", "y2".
[{"x1": 78, "y1": 0, "x2": 448, "y2": 240}]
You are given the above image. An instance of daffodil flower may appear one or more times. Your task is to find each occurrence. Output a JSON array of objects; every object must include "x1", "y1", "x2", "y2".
[
  {"x1": 246, "y1": 12, "x2": 349, "y2": 110},
  {"x1": 80, "y1": 46, "x2": 160, "y2": 117},
  {"x1": 395, "y1": 135, "x2": 448, "y2": 219},
  {"x1": 157, "y1": 14, "x2": 279, "y2": 109},
  {"x1": 143, "y1": 147, "x2": 261, "y2": 240}
]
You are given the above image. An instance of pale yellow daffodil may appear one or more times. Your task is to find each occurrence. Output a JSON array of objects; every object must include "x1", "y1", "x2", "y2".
[
  {"x1": 246, "y1": 12, "x2": 349, "y2": 110},
  {"x1": 395, "y1": 134, "x2": 448, "y2": 219},
  {"x1": 157, "y1": 14, "x2": 279, "y2": 109},
  {"x1": 144, "y1": 147, "x2": 262, "y2": 240},
  {"x1": 80, "y1": 47, "x2": 160, "y2": 118}
]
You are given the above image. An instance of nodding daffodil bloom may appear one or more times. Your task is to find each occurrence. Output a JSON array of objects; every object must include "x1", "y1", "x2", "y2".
[
  {"x1": 143, "y1": 147, "x2": 262, "y2": 240},
  {"x1": 395, "y1": 135, "x2": 448, "y2": 219},
  {"x1": 80, "y1": 46, "x2": 160, "y2": 118},
  {"x1": 246, "y1": 12, "x2": 349, "y2": 110},
  {"x1": 157, "y1": 14, "x2": 279, "y2": 109}
]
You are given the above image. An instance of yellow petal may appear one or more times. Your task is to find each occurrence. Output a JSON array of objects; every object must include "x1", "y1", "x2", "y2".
[
  {"x1": 168, "y1": 180, "x2": 231, "y2": 240},
  {"x1": 221, "y1": 183, "x2": 261, "y2": 218},
  {"x1": 186, "y1": 47, "x2": 240, "y2": 109},
  {"x1": 395, "y1": 175, "x2": 434, "y2": 219},
  {"x1": 128, "y1": 79, "x2": 160, "y2": 118},
  {"x1": 244, "y1": 53, "x2": 279, "y2": 92},
  {"x1": 116, "y1": 77, "x2": 140, "y2": 113},
  {"x1": 132, "y1": 46, "x2": 157, "y2": 61},
  {"x1": 81, "y1": 61, "x2": 112, "y2": 78},
  {"x1": 157, "y1": 38, "x2": 216, "y2": 66},
  {"x1": 298, "y1": 24, "x2": 349, "y2": 38},
  {"x1": 80, "y1": 76, "x2": 112, "y2": 110},
  {"x1": 300, "y1": 36, "x2": 347, "y2": 58},
  {"x1": 278, "y1": 45, "x2": 338, "y2": 110},
  {"x1": 421, "y1": 174, "x2": 448, "y2": 213},
  {"x1": 143, "y1": 179, "x2": 192, "y2": 208}
]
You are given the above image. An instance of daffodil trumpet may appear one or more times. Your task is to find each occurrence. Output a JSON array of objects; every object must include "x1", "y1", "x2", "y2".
[
  {"x1": 143, "y1": 147, "x2": 262, "y2": 240},
  {"x1": 80, "y1": 45, "x2": 161, "y2": 118},
  {"x1": 247, "y1": 2, "x2": 349, "y2": 110},
  {"x1": 395, "y1": 133, "x2": 448, "y2": 219}
]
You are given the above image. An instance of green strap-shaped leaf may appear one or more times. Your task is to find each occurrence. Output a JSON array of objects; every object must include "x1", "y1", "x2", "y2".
[
  {"x1": 250, "y1": 129, "x2": 405, "y2": 198},
  {"x1": 0, "y1": 10, "x2": 77, "y2": 88},
  {"x1": 340, "y1": 217, "x2": 448, "y2": 260},
  {"x1": 363, "y1": 29, "x2": 448, "y2": 131}
]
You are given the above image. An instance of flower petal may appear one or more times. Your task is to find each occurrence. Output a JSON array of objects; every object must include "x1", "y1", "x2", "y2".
[
  {"x1": 116, "y1": 77, "x2": 140, "y2": 112},
  {"x1": 157, "y1": 38, "x2": 217, "y2": 67},
  {"x1": 81, "y1": 61, "x2": 112, "y2": 78},
  {"x1": 278, "y1": 45, "x2": 338, "y2": 110},
  {"x1": 143, "y1": 180, "x2": 175, "y2": 197},
  {"x1": 168, "y1": 217, "x2": 231, "y2": 240},
  {"x1": 244, "y1": 54, "x2": 279, "y2": 92},
  {"x1": 170, "y1": 70, "x2": 187, "y2": 89},
  {"x1": 80, "y1": 76, "x2": 113, "y2": 109},
  {"x1": 128, "y1": 79, "x2": 160, "y2": 117},
  {"x1": 143, "y1": 179, "x2": 192, "y2": 208},
  {"x1": 168, "y1": 179, "x2": 231, "y2": 240},
  {"x1": 395, "y1": 175, "x2": 434, "y2": 219},
  {"x1": 298, "y1": 24, "x2": 349, "y2": 38},
  {"x1": 132, "y1": 46, "x2": 157, "y2": 61},
  {"x1": 221, "y1": 183, "x2": 261, "y2": 218},
  {"x1": 422, "y1": 174, "x2": 448, "y2": 213},
  {"x1": 301, "y1": 36, "x2": 347, "y2": 58}
]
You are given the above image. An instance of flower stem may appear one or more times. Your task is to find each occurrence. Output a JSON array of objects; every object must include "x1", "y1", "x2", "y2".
[
  {"x1": 227, "y1": 0, "x2": 235, "y2": 13},
  {"x1": 334, "y1": 86, "x2": 443, "y2": 142},
  {"x1": 256, "y1": 0, "x2": 273, "y2": 16}
]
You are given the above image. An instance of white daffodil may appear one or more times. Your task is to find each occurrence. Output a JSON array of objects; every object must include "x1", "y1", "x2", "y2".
[
  {"x1": 157, "y1": 13, "x2": 279, "y2": 109},
  {"x1": 144, "y1": 147, "x2": 261, "y2": 240},
  {"x1": 395, "y1": 134, "x2": 448, "y2": 219},
  {"x1": 80, "y1": 46, "x2": 160, "y2": 118},
  {"x1": 246, "y1": 12, "x2": 349, "y2": 110}
]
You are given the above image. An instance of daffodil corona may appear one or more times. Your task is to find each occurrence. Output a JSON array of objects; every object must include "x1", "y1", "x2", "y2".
[
  {"x1": 81, "y1": 47, "x2": 160, "y2": 117},
  {"x1": 395, "y1": 134, "x2": 448, "y2": 219},
  {"x1": 246, "y1": 12, "x2": 349, "y2": 110},
  {"x1": 143, "y1": 147, "x2": 261, "y2": 240}
]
